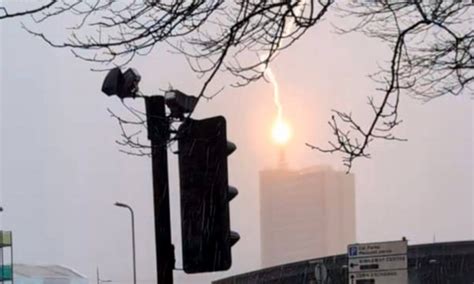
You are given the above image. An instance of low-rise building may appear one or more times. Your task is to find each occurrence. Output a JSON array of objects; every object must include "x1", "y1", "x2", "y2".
[
  {"x1": 214, "y1": 240, "x2": 474, "y2": 283},
  {"x1": 14, "y1": 264, "x2": 88, "y2": 284}
]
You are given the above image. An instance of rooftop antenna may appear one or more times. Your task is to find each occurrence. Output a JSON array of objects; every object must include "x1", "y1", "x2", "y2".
[{"x1": 278, "y1": 147, "x2": 288, "y2": 169}]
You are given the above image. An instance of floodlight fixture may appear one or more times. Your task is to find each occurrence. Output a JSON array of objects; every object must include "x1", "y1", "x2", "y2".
[
  {"x1": 101, "y1": 67, "x2": 141, "y2": 99},
  {"x1": 164, "y1": 89, "x2": 198, "y2": 118}
]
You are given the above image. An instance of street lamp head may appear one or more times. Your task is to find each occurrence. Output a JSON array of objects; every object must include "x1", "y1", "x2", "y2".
[
  {"x1": 102, "y1": 67, "x2": 141, "y2": 99},
  {"x1": 114, "y1": 202, "x2": 127, "y2": 208}
]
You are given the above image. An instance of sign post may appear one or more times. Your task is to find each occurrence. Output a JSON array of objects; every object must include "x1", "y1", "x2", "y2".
[{"x1": 348, "y1": 240, "x2": 408, "y2": 284}]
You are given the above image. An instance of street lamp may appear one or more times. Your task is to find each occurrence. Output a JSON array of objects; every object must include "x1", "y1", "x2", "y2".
[
  {"x1": 114, "y1": 202, "x2": 137, "y2": 284},
  {"x1": 96, "y1": 267, "x2": 112, "y2": 284}
]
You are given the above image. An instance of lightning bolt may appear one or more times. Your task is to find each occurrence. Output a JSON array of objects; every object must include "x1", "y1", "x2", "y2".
[
  {"x1": 263, "y1": 0, "x2": 306, "y2": 145},
  {"x1": 264, "y1": 67, "x2": 283, "y2": 125}
]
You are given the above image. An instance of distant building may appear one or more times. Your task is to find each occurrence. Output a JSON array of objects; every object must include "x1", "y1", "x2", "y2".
[
  {"x1": 0, "y1": 231, "x2": 13, "y2": 283},
  {"x1": 14, "y1": 264, "x2": 88, "y2": 284},
  {"x1": 259, "y1": 164, "x2": 356, "y2": 268},
  {"x1": 213, "y1": 241, "x2": 474, "y2": 284}
]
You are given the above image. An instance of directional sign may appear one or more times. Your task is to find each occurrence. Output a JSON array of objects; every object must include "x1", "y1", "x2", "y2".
[
  {"x1": 349, "y1": 270, "x2": 407, "y2": 284},
  {"x1": 348, "y1": 240, "x2": 407, "y2": 258},
  {"x1": 349, "y1": 254, "x2": 407, "y2": 272},
  {"x1": 348, "y1": 240, "x2": 408, "y2": 284}
]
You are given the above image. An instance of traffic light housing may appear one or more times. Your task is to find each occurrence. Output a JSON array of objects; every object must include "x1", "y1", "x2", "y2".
[{"x1": 178, "y1": 116, "x2": 239, "y2": 273}]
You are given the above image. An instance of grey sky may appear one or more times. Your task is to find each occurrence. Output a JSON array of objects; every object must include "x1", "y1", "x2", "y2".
[{"x1": 1, "y1": 4, "x2": 473, "y2": 284}]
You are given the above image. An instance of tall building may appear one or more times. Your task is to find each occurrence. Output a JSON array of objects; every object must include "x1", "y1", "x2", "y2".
[{"x1": 259, "y1": 164, "x2": 356, "y2": 268}]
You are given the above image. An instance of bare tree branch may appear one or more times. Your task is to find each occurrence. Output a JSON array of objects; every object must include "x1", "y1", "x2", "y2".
[
  {"x1": 310, "y1": 1, "x2": 473, "y2": 170},
  {"x1": 3, "y1": 0, "x2": 472, "y2": 170},
  {"x1": 0, "y1": 0, "x2": 57, "y2": 20}
]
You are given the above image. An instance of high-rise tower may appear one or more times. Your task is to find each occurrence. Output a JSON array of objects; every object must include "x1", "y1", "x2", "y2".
[{"x1": 259, "y1": 165, "x2": 356, "y2": 267}]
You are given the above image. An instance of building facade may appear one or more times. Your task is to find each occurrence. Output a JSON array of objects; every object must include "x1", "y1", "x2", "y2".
[
  {"x1": 259, "y1": 165, "x2": 356, "y2": 268},
  {"x1": 214, "y1": 241, "x2": 474, "y2": 284}
]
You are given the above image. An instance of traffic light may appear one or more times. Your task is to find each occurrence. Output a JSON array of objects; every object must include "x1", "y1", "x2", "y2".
[{"x1": 178, "y1": 116, "x2": 240, "y2": 273}]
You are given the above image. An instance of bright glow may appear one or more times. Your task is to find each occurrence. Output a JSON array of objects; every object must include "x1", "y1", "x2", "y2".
[
  {"x1": 263, "y1": 65, "x2": 292, "y2": 145},
  {"x1": 272, "y1": 118, "x2": 292, "y2": 145}
]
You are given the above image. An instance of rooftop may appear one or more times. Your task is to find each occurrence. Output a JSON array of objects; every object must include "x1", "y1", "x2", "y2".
[{"x1": 14, "y1": 264, "x2": 87, "y2": 279}]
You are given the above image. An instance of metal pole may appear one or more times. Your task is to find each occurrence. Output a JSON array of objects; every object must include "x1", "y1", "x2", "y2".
[
  {"x1": 130, "y1": 208, "x2": 137, "y2": 284},
  {"x1": 145, "y1": 96, "x2": 174, "y2": 284},
  {"x1": 114, "y1": 203, "x2": 137, "y2": 284}
]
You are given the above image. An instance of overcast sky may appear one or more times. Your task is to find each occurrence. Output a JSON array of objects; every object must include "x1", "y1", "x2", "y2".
[{"x1": 1, "y1": 3, "x2": 473, "y2": 284}]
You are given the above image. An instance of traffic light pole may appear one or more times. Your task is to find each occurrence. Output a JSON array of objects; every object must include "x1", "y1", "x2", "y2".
[
  {"x1": 151, "y1": 139, "x2": 174, "y2": 284},
  {"x1": 146, "y1": 96, "x2": 174, "y2": 284},
  {"x1": 101, "y1": 67, "x2": 239, "y2": 280},
  {"x1": 101, "y1": 69, "x2": 181, "y2": 283}
]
